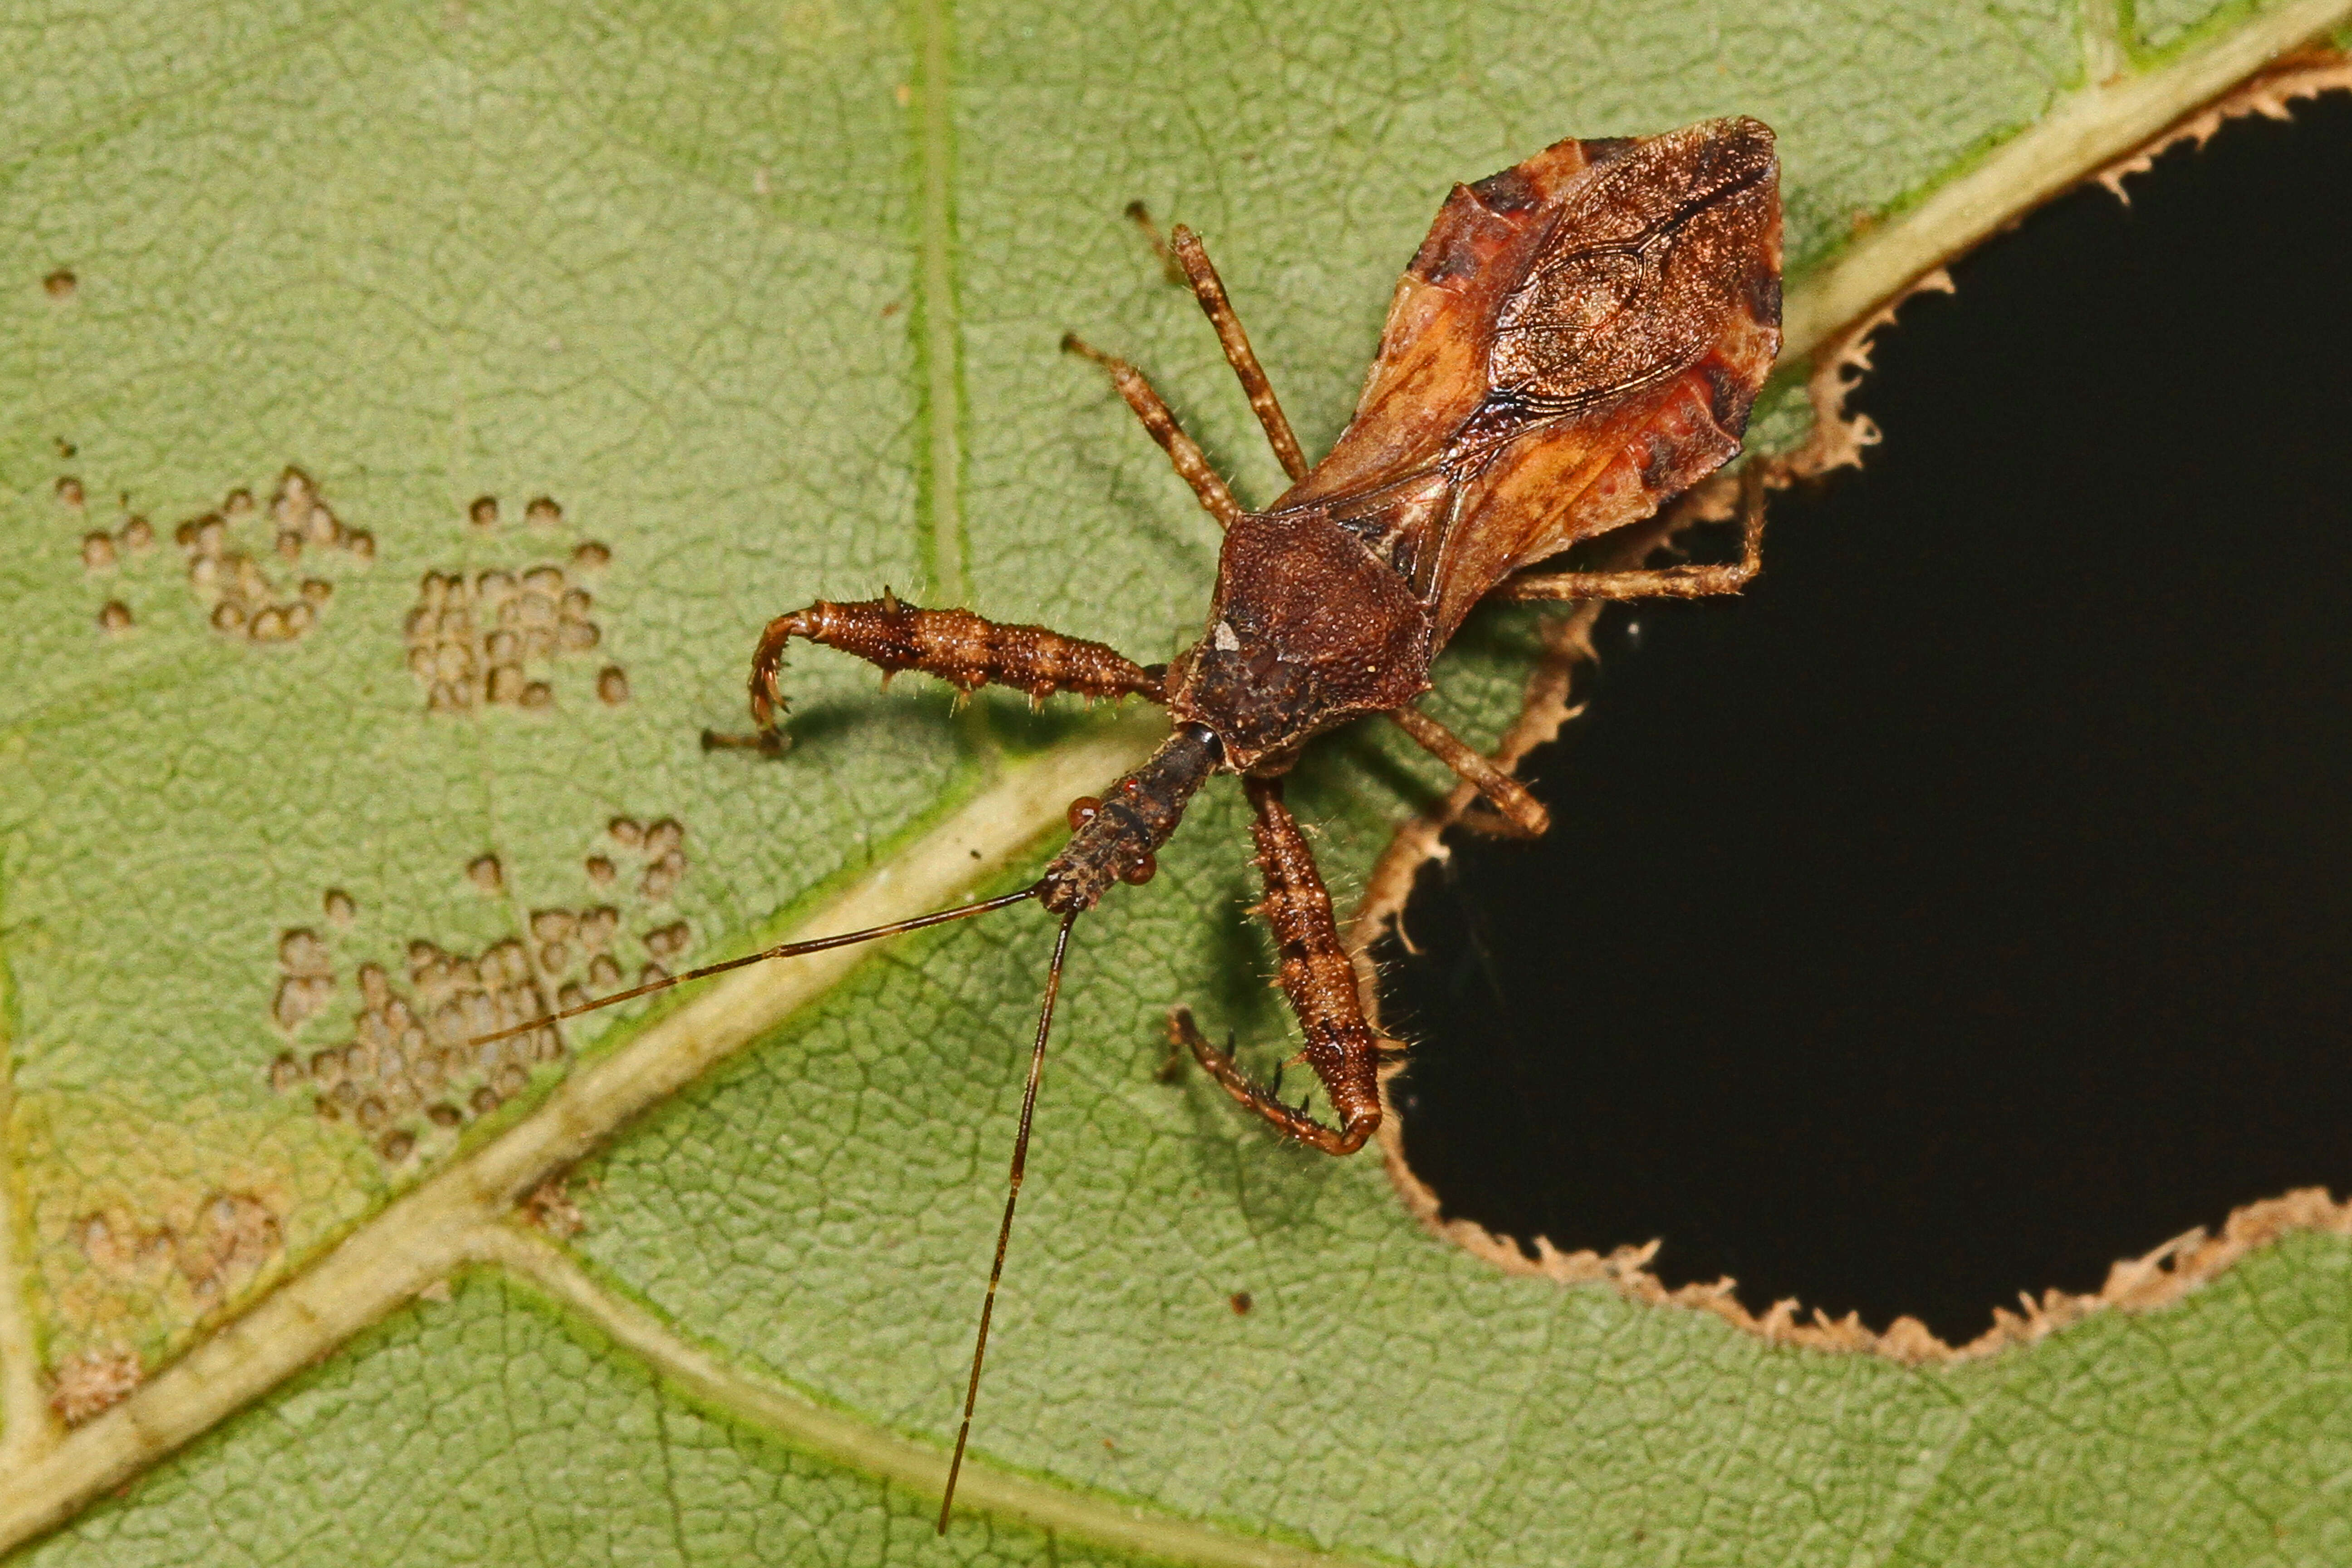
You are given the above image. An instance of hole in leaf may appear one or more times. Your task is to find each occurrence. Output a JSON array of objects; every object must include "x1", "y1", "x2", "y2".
[{"x1": 1382, "y1": 94, "x2": 2352, "y2": 1345}]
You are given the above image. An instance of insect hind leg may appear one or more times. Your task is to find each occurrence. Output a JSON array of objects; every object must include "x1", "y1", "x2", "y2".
[
  {"x1": 1386, "y1": 705, "x2": 1549, "y2": 838},
  {"x1": 1170, "y1": 775, "x2": 1381, "y2": 1156},
  {"x1": 1495, "y1": 464, "x2": 1769, "y2": 603}
]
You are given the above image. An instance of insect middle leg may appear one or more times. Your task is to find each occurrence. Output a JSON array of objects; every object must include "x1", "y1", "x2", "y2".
[
  {"x1": 1170, "y1": 774, "x2": 1383, "y2": 1156},
  {"x1": 1166, "y1": 225, "x2": 1308, "y2": 482},
  {"x1": 1494, "y1": 465, "x2": 1769, "y2": 603},
  {"x1": 1062, "y1": 333, "x2": 1244, "y2": 529},
  {"x1": 1120, "y1": 207, "x2": 1310, "y2": 484},
  {"x1": 704, "y1": 593, "x2": 1167, "y2": 750}
]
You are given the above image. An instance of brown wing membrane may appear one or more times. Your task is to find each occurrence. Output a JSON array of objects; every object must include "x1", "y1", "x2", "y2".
[
  {"x1": 1488, "y1": 120, "x2": 1778, "y2": 408},
  {"x1": 1423, "y1": 118, "x2": 1780, "y2": 637},
  {"x1": 1271, "y1": 118, "x2": 1781, "y2": 644},
  {"x1": 1274, "y1": 133, "x2": 1623, "y2": 510}
]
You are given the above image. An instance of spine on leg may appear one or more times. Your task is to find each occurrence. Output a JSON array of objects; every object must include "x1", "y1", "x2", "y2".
[
  {"x1": 750, "y1": 597, "x2": 1165, "y2": 727},
  {"x1": 1246, "y1": 779, "x2": 1382, "y2": 1151}
]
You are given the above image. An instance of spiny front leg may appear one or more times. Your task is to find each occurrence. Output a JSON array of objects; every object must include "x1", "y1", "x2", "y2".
[
  {"x1": 706, "y1": 592, "x2": 1167, "y2": 751},
  {"x1": 1172, "y1": 774, "x2": 1382, "y2": 1156}
]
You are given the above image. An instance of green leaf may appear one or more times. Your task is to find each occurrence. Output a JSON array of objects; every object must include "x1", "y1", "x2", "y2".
[
  {"x1": 3, "y1": 0, "x2": 2348, "y2": 1562},
  {"x1": 24, "y1": 1268, "x2": 1151, "y2": 1568}
]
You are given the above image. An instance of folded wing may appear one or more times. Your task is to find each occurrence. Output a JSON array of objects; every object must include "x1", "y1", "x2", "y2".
[{"x1": 1277, "y1": 118, "x2": 1782, "y2": 645}]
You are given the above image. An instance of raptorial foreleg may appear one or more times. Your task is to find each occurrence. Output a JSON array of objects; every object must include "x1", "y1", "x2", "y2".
[
  {"x1": 1171, "y1": 774, "x2": 1383, "y2": 1156},
  {"x1": 705, "y1": 593, "x2": 1166, "y2": 752}
]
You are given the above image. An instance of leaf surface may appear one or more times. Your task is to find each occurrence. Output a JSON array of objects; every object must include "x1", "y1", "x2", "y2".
[{"x1": 3, "y1": 0, "x2": 2349, "y2": 1561}]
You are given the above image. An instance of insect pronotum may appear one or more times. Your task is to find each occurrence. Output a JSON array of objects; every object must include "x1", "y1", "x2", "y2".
[{"x1": 470, "y1": 116, "x2": 1782, "y2": 1530}]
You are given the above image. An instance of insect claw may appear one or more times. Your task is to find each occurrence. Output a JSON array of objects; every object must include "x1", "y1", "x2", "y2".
[
  {"x1": 1061, "y1": 331, "x2": 1114, "y2": 368},
  {"x1": 1269, "y1": 1062, "x2": 1286, "y2": 1097},
  {"x1": 1154, "y1": 1039, "x2": 1188, "y2": 1083},
  {"x1": 1123, "y1": 202, "x2": 1187, "y2": 286}
]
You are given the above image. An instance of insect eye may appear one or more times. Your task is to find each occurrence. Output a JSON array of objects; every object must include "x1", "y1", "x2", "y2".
[
  {"x1": 1066, "y1": 796, "x2": 1102, "y2": 832},
  {"x1": 1117, "y1": 851, "x2": 1157, "y2": 886}
]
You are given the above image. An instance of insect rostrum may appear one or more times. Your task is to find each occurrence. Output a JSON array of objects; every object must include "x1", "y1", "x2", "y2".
[{"x1": 503, "y1": 115, "x2": 1781, "y2": 1530}]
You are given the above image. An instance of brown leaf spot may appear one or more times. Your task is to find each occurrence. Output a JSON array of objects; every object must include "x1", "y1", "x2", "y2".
[
  {"x1": 522, "y1": 1177, "x2": 585, "y2": 1238},
  {"x1": 50, "y1": 1348, "x2": 140, "y2": 1425}
]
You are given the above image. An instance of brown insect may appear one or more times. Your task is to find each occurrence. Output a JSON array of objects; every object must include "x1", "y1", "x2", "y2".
[{"x1": 478, "y1": 116, "x2": 1781, "y2": 1529}]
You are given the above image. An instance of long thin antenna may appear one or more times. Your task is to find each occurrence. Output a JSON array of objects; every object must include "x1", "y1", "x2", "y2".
[
  {"x1": 937, "y1": 908, "x2": 1079, "y2": 1534},
  {"x1": 460, "y1": 885, "x2": 1042, "y2": 1053}
]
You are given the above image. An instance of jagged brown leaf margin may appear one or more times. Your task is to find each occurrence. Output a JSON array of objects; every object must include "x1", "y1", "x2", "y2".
[
  {"x1": 2095, "y1": 48, "x2": 2352, "y2": 195},
  {"x1": 1351, "y1": 38, "x2": 2352, "y2": 1358}
]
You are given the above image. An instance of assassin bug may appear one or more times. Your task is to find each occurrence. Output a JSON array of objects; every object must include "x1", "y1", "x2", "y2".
[{"x1": 474, "y1": 116, "x2": 1781, "y2": 1529}]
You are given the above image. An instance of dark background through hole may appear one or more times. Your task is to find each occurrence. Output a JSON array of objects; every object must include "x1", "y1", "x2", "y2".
[{"x1": 1380, "y1": 92, "x2": 2352, "y2": 1345}]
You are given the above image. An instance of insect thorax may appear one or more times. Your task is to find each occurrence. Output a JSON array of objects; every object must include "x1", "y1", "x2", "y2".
[{"x1": 1168, "y1": 512, "x2": 1434, "y2": 774}]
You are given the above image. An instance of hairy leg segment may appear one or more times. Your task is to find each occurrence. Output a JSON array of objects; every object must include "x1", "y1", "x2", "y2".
[
  {"x1": 1165, "y1": 224, "x2": 1308, "y2": 483},
  {"x1": 1385, "y1": 704, "x2": 1551, "y2": 837},
  {"x1": 1497, "y1": 465, "x2": 1769, "y2": 603},
  {"x1": 702, "y1": 591, "x2": 1168, "y2": 752},
  {"x1": 1061, "y1": 333, "x2": 1244, "y2": 529},
  {"x1": 1067, "y1": 214, "x2": 1309, "y2": 528},
  {"x1": 1171, "y1": 774, "x2": 1385, "y2": 1156}
]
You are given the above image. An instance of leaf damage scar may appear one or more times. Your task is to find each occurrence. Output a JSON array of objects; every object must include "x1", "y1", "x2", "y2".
[{"x1": 471, "y1": 116, "x2": 1783, "y2": 1532}]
